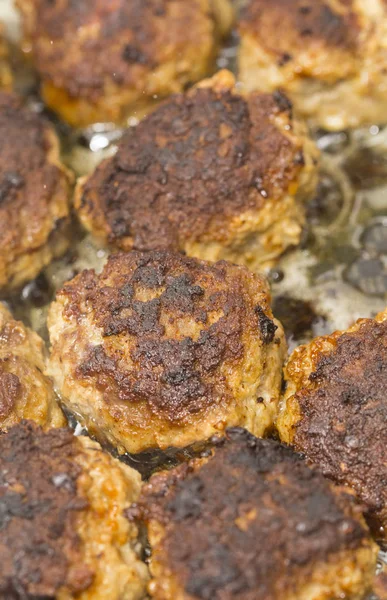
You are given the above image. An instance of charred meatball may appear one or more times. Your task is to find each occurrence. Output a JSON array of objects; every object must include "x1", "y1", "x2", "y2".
[
  {"x1": 0, "y1": 303, "x2": 65, "y2": 430},
  {"x1": 16, "y1": 0, "x2": 234, "y2": 127},
  {"x1": 238, "y1": 0, "x2": 387, "y2": 131},
  {"x1": 133, "y1": 428, "x2": 378, "y2": 600},
  {"x1": 277, "y1": 308, "x2": 387, "y2": 539},
  {"x1": 0, "y1": 25, "x2": 12, "y2": 90},
  {"x1": 0, "y1": 421, "x2": 149, "y2": 599},
  {"x1": 47, "y1": 250, "x2": 286, "y2": 454},
  {"x1": 0, "y1": 92, "x2": 73, "y2": 293},
  {"x1": 75, "y1": 70, "x2": 318, "y2": 270}
]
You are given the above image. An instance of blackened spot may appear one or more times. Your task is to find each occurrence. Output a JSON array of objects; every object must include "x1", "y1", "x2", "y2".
[
  {"x1": 273, "y1": 90, "x2": 292, "y2": 114},
  {"x1": 122, "y1": 44, "x2": 148, "y2": 65},
  {"x1": 255, "y1": 306, "x2": 277, "y2": 344},
  {"x1": 167, "y1": 476, "x2": 204, "y2": 521},
  {"x1": 278, "y1": 52, "x2": 292, "y2": 66},
  {"x1": 0, "y1": 171, "x2": 25, "y2": 205}
]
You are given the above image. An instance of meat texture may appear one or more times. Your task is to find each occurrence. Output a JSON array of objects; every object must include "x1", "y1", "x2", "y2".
[
  {"x1": 0, "y1": 421, "x2": 149, "y2": 599},
  {"x1": 278, "y1": 308, "x2": 387, "y2": 539},
  {"x1": 0, "y1": 25, "x2": 12, "y2": 90},
  {"x1": 134, "y1": 428, "x2": 378, "y2": 600},
  {"x1": 47, "y1": 250, "x2": 286, "y2": 454},
  {"x1": 16, "y1": 0, "x2": 234, "y2": 127},
  {"x1": 0, "y1": 92, "x2": 73, "y2": 293},
  {"x1": 238, "y1": 0, "x2": 387, "y2": 130},
  {"x1": 0, "y1": 302, "x2": 65, "y2": 430},
  {"x1": 76, "y1": 70, "x2": 319, "y2": 270}
]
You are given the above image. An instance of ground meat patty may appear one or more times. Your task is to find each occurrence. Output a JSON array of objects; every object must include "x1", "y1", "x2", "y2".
[
  {"x1": 238, "y1": 0, "x2": 387, "y2": 131},
  {"x1": 16, "y1": 0, "x2": 234, "y2": 127},
  {"x1": 0, "y1": 92, "x2": 73, "y2": 293},
  {"x1": 0, "y1": 302, "x2": 65, "y2": 430},
  {"x1": 0, "y1": 25, "x2": 12, "y2": 90},
  {"x1": 47, "y1": 250, "x2": 286, "y2": 454},
  {"x1": 75, "y1": 70, "x2": 319, "y2": 270},
  {"x1": 132, "y1": 427, "x2": 378, "y2": 600},
  {"x1": 277, "y1": 308, "x2": 387, "y2": 540},
  {"x1": 0, "y1": 420, "x2": 149, "y2": 599}
]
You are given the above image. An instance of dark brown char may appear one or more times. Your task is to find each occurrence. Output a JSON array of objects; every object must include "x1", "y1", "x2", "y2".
[
  {"x1": 0, "y1": 421, "x2": 93, "y2": 598},
  {"x1": 135, "y1": 428, "x2": 371, "y2": 600},
  {"x1": 62, "y1": 250, "x2": 271, "y2": 423},
  {"x1": 294, "y1": 318, "x2": 387, "y2": 531},
  {"x1": 80, "y1": 86, "x2": 303, "y2": 250},
  {"x1": 240, "y1": 0, "x2": 361, "y2": 59}
]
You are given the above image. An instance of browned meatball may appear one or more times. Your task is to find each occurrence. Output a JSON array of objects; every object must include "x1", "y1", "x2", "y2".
[
  {"x1": 47, "y1": 250, "x2": 286, "y2": 454},
  {"x1": 133, "y1": 428, "x2": 378, "y2": 600},
  {"x1": 0, "y1": 25, "x2": 12, "y2": 90},
  {"x1": 238, "y1": 0, "x2": 387, "y2": 131},
  {"x1": 0, "y1": 92, "x2": 73, "y2": 293},
  {"x1": 0, "y1": 302, "x2": 65, "y2": 430},
  {"x1": 277, "y1": 308, "x2": 387, "y2": 539},
  {"x1": 75, "y1": 70, "x2": 319, "y2": 270},
  {"x1": 16, "y1": 0, "x2": 234, "y2": 127},
  {"x1": 0, "y1": 421, "x2": 149, "y2": 599}
]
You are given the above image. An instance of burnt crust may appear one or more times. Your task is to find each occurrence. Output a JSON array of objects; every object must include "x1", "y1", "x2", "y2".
[
  {"x1": 291, "y1": 318, "x2": 387, "y2": 528},
  {"x1": 0, "y1": 421, "x2": 94, "y2": 598},
  {"x1": 0, "y1": 93, "x2": 57, "y2": 218},
  {"x1": 135, "y1": 428, "x2": 371, "y2": 600},
  {"x1": 60, "y1": 250, "x2": 272, "y2": 423},
  {"x1": 239, "y1": 0, "x2": 361, "y2": 59},
  {"x1": 18, "y1": 0, "x2": 224, "y2": 101},
  {"x1": 0, "y1": 92, "x2": 71, "y2": 286},
  {"x1": 79, "y1": 84, "x2": 304, "y2": 251}
]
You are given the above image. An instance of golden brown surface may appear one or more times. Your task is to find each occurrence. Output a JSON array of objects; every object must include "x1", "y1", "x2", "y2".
[
  {"x1": 133, "y1": 428, "x2": 378, "y2": 600},
  {"x1": 0, "y1": 25, "x2": 12, "y2": 90},
  {"x1": 16, "y1": 0, "x2": 234, "y2": 127},
  {"x1": 278, "y1": 308, "x2": 387, "y2": 539},
  {"x1": 0, "y1": 421, "x2": 148, "y2": 599},
  {"x1": 0, "y1": 92, "x2": 73, "y2": 293},
  {"x1": 76, "y1": 70, "x2": 318, "y2": 270},
  {"x1": 47, "y1": 250, "x2": 286, "y2": 454},
  {"x1": 238, "y1": 0, "x2": 387, "y2": 130},
  {"x1": 0, "y1": 302, "x2": 65, "y2": 430}
]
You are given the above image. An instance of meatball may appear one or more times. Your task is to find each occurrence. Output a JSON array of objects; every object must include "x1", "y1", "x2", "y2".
[
  {"x1": 0, "y1": 420, "x2": 149, "y2": 599},
  {"x1": 47, "y1": 250, "x2": 286, "y2": 454},
  {"x1": 16, "y1": 0, "x2": 234, "y2": 127},
  {"x1": 133, "y1": 427, "x2": 378, "y2": 600},
  {"x1": 75, "y1": 70, "x2": 319, "y2": 270},
  {"x1": 0, "y1": 25, "x2": 12, "y2": 90},
  {"x1": 238, "y1": 0, "x2": 387, "y2": 131},
  {"x1": 277, "y1": 308, "x2": 387, "y2": 539},
  {"x1": 0, "y1": 92, "x2": 73, "y2": 293},
  {"x1": 0, "y1": 302, "x2": 65, "y2": 430}
]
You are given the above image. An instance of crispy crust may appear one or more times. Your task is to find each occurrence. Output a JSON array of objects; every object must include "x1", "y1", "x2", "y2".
[
  {"x1": 0, "y1": 26, "x2": 12, "y2": 90},
  {"x1": 0, "y1": 303, "x2": 65, "y2": 430},
  {"x1": 48, "y1": 250, "x2": 286, "y2": 453},
  {"x1": 76, "y1": 71, "x2": 318, "y2": 269},
  {"x1": 0, "y1": 421, "x2": 148, "y2": 600},
  {"x1": 238, "y1": 0, "x2": 387, "y2": 130},
  {"x1": 16, "y1": 0, "x2": 234, "y2": 126},
  {"x1": 0, "y1": 422, "x2": 88, "y2": 598},
  {"x1": 134, "y1": 428, "x2": 378, "y2": 600},
  {"x1": 239, "y1": 0, "x2": 362, "y2": 72},
  {"x1": 278, "y1": 308, "x2": 387, "y2": 538},
  {"x1": 0, "y1": 93, "x2": 73, "y2": 292}
]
